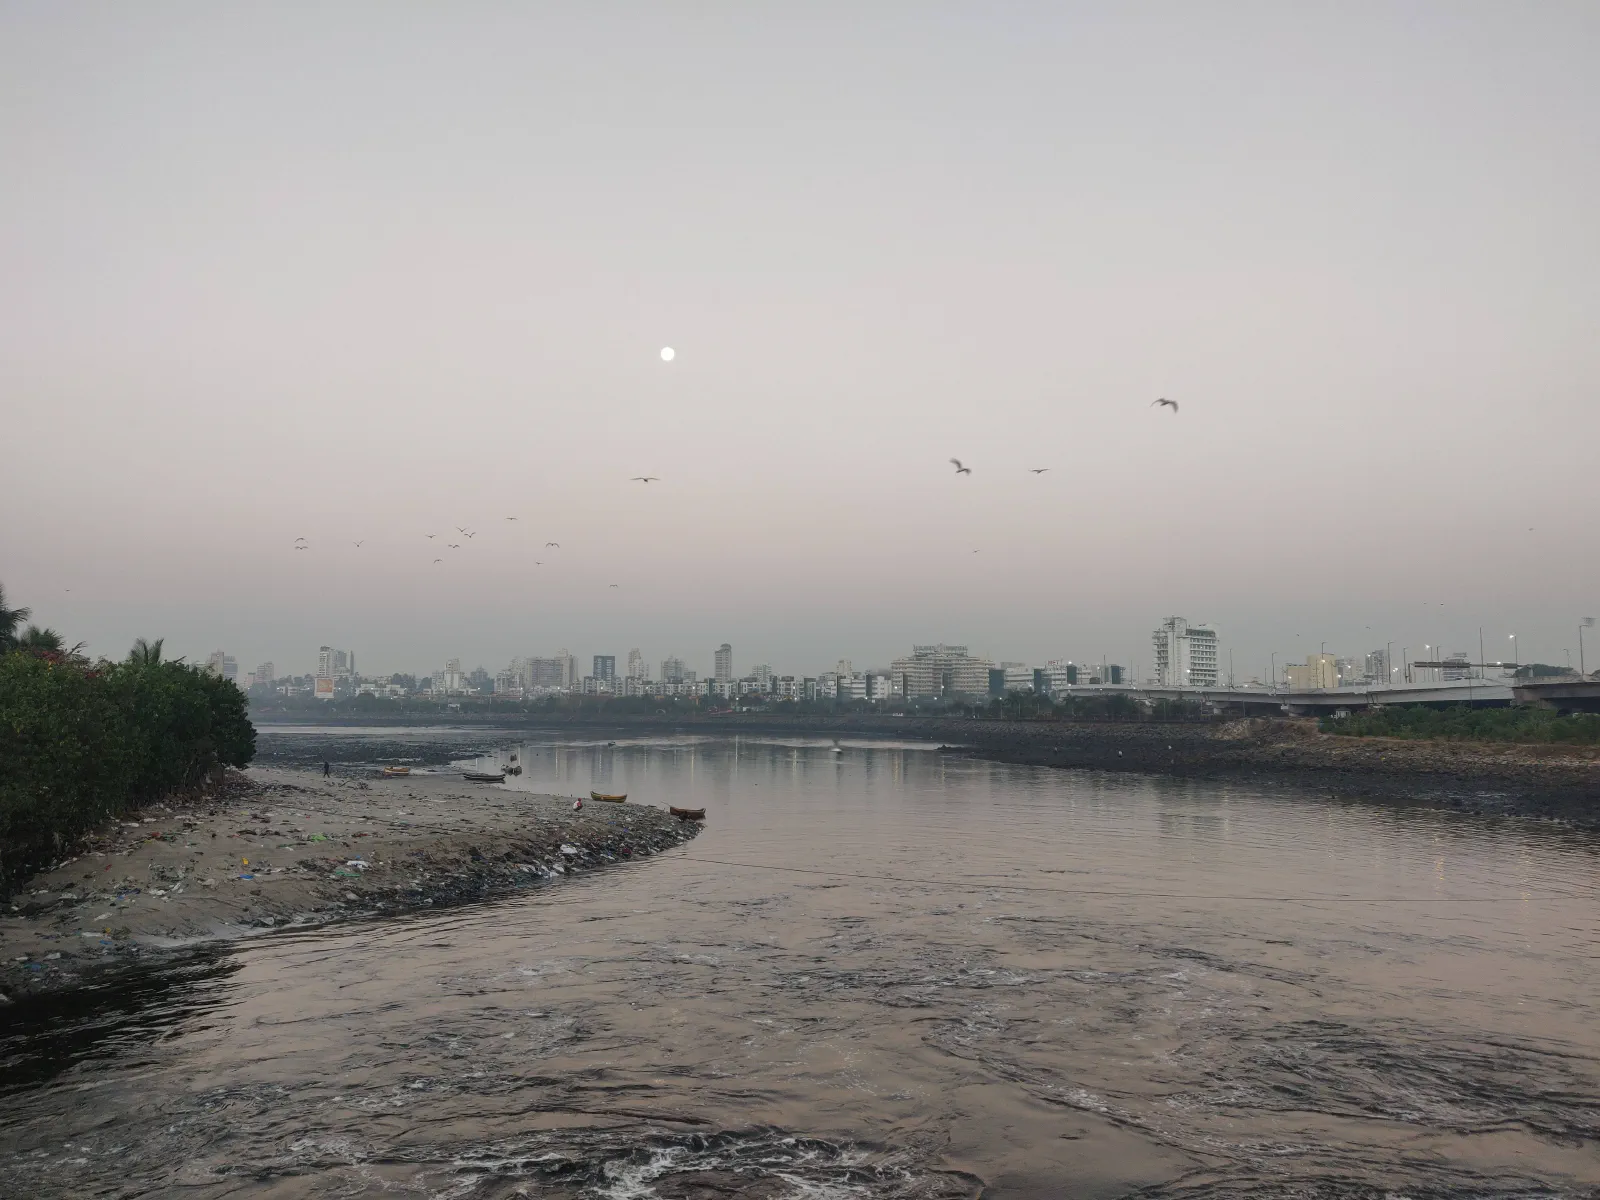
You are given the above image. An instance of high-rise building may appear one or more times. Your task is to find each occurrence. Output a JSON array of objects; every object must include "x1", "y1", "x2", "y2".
[
  {"x1": 1364, "y1": 648, "x2": 1391, "y2": 685},
  {"x1": 204, "y1": 650, "x2": 226, "y2": 677},
  {"x1": 252, "y1": 662, "x2": 275, "y2": 687},
  {"x1": 661, "y1": 655, "x2": 687, "y2": 683},
  {"x1": 748, "y1": 663, "x2": 773, "y2": 687},
  {"x1": 626, "y1": 649, "x2": 645, "y2": 680},
  {"x1": 593, "y1": 655, "x2": 616, "y2": 683},
  {"x1": 714, "y1": 643, "x2": 733, "y2": 683},
  {"x1": 524, "y1": 653, "x2": 577, "y2": 690},
  {"x1": 887, "y1": 644, "x2": 993, "y2": 698},
  {"x1": 1285, "y1": 653, "x2": 1337, "y2": 690},
  {"x1": 1151, "y1": 618, "x2": 1218, "y2": 687},
  {"x1": 317, "y1": 646, "x2": 354, "y2": 678}
]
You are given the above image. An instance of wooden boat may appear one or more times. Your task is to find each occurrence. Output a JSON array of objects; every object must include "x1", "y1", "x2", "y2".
[
  {"x1": 463, "y1": 770, "x2": 506, "y2": 782},
  {"x1": 669, "y1": 806, "x2": 706, "y2": 821},
  {"x1": 382, "y1": 766, "x2": 411, "y2": 777},
  {"x1": 589, "y1": 790, "x2": 627, "y2": 803}
]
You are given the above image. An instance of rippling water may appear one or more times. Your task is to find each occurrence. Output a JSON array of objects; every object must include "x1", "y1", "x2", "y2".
[{"x1": 3, "y1": 732, "x2": 1598, "y2": 1198}]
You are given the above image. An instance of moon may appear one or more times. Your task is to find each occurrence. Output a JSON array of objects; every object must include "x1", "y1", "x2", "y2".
[{"x1": 659, "y1": 346, "x2": 675, "y2": 362}]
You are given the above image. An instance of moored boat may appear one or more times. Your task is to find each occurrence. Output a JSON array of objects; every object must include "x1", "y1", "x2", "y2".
[
  {"x1": 382, "y1": 766, "x2": 411, "y2": 777},
  {"x1": 589, "y1": 790, "x2": 627, "y2": 802},
  {"x1": 463, "y1": 770, "x2": 506, "y2": 782},
  {"x1": 668, "y1": 806, "x2": 706, "y2": 821}
]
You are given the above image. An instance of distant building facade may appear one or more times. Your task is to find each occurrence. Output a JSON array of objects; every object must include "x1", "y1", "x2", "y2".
[
  {"x1": 714, "y1": 643, "x2": 733, "y2": 683},
  {"x1": 593, "y1": 655, "x2": 616, "y2": 683},
  {"x1": 626, "y1": 649, "x2": 645, "y2": 680},
  {"x1": 1151, "y1": 618, "x2": 1218, "y2": 687},
  {"x1": 888, "y1": 644, "x2": 993, "y2": 699}
]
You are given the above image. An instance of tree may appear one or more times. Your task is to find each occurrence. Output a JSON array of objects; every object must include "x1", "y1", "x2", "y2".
[
  {"x1": 17, "y1": 625, "x2": 63, "y2": 652},
  {"x1": 0, "y1": 583, "x2": 31, "y2": 652},
  {"x1": 128, "y1": 637, "x2": 165, "y2": 667}
]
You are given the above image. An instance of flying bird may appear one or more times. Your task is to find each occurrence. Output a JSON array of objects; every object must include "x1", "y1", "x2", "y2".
[
  {"x1": 1152, "y1": 398, "x2": 1179, "y2": 413},
  {"x1": 534, "y1": 561, "x2": 542, "y2": 566},
  {"x1": 353, "y1": 540, "x2": 364, "y2": 548},
  {"x1": 464, "y1": 531, "x2": 477, "y2": 539},
  {"x1": 949, "y1": 458, "x2": 972, "y2": 475},
  {"x1": 609, "y1": 583, "x2": 619, "y2": 588},
  {"x1": 631, "y1": 476, "x2": 660, "y2": 483},
  {"x1": 546, "y1": 542, "x2": 560, "y2": 548},
  {"x1": 295, "y1": 537, "x2": 307, "y2": 543},
  {"x1": 433, "y1": 558, "x2": 442, "y2": 564},
  {"x1": 448, "y1": 543, "x2": 461, "y2": 549},
  {"x1": 294, "y1": 545, "x2": 308, "y2": 551},
  {"x1": 1029, "y1": 468, "x2": 1049, "y2": 474},
  {"x1": 456, "y1": 526, "x2": 469, "y2": 533},
  {"x1": 506, "y1": 516, "x2": 517, "y2": 522}
]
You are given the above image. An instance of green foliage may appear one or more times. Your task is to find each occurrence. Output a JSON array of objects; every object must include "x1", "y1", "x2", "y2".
[
  {"x1": 0, "y1": 584, "x2": 30, "y2": 653},
  {"x1": 127, "y1": 637, "x2": 165, "y2": 667},
  {"x1": 18, "y1": 625, "x2": 64, "y2": 652},
  {"x1": 1322, "y1": 704, "x2": 1600, "y2": 745},
  {"x1": 0, "y1": 653, "x2": 256, "y2": 894}
]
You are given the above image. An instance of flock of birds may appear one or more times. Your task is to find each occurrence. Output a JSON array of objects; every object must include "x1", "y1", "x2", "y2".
[{"x1": 290, "y1": 394, "x2": 1183, "y2": 582}]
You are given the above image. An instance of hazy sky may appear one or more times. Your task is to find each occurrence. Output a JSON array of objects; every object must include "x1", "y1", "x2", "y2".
[{"x1": 3, "y1": 3, "x2": 1597, "y2": 680}]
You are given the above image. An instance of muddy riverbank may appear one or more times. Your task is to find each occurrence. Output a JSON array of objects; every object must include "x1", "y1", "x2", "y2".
[{"x1": 0, "y1": 767, "x2": 700, "y2": 1004}]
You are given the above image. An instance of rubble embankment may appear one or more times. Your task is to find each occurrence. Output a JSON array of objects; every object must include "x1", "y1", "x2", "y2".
[{"x1": 0, "y1": 767, "x2": 699, "y2": 1004}]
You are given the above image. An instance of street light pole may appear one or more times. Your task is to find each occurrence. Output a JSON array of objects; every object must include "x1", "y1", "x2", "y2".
[{"x1": 1581, "y1": 618, "x2": 1595, "y2": 677}]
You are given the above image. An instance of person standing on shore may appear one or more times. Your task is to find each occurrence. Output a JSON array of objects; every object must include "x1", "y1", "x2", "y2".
[{"x1": 323, "y1": 761, "x2": 330, "y2": 777}]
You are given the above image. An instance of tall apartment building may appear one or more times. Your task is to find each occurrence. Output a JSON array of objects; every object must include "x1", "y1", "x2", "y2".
[
  {"x1": 522, "y1": 651, "x2": 577, "y2": 690},
  {"x1": 1364, "y1": 648, "x2": 1391, "y2": 685},
  {"x1": 714, "y1": 643, "x2": 733, "y2": 683},
  {"x1": 888, "y1": 644, "x2": 994, "y2": 698},
  {"x1": 1152, "y1": 618, "x2": 1218, "y2": 687},
  {"x1": 252, "y1": 662, "x2": 275, "y2": 687},
  {"x1": 661, "y1": 655, "x2": 686, "y2": 683},
  {"x1": 626, "y1": 649, "x2": 645, "y2": 680},
  {"x1": 593, "y1": 655, "x2": 616, "y2": 683},
  {"x1": 317, "y1": 646, "x2": 354, "y2": 678}
]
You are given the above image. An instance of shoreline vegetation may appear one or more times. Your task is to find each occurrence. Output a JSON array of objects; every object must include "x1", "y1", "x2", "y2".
[{"x1": 1, "y1": 598, "x2": 255, "y2": 897}]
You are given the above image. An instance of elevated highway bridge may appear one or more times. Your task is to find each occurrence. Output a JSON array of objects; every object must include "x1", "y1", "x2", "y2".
[{"x1": 1054, "y1": 677, "x2": 1600, "y2": 714}]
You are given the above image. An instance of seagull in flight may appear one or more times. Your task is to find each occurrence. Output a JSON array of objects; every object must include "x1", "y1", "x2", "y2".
[
  {"x1": 294, "y1": 545, "x2": 308, "y2": 551},
  {"x1": 1029, "y1": 468, "x2": 1049, "y2": 474},
  {"x1": 506, "y1": 516, "x2": 517, "y2": 521},
  {"x1": 609, "y1": 583, "x2": 619, "y2": 588},
  {"x1": 448, "y1": 543, "x2": 461, "y2": 549},
  {"x1": 464, "y1": 531, "x2": 477, "y2": 539},
  {"x1": 425, "y1": 533, "x2": 436, "y2": 539},
  {"x1": 433, "y1": 558, "x2": 442, "y2": 564},
  {"x1": 546, "y1": 541, "x2": 560, "y2": 548},
  {"x1": 294, "y1": 537, "x2": 307, "y2": 543},
  {"x1": 949, "y1": 458, "x2": 972, "y2": 475},
  {"x1": 353, "y1": 540, "x2": 364, "y2": 548},
  {"x1": 1152, "y1": 398, "x2": 1179, "y2": 413},
  {"x1": 631, "y1": 476, "x2": 660, "y2": 483}
]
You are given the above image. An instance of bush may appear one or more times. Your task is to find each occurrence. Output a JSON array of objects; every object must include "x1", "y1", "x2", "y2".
[
  {"x1": 1321, "y1": 704, "x2": 1600, "y2": 745},
  {"x1": 0, "y1": 654, "x2": 255, "y2": 894}
]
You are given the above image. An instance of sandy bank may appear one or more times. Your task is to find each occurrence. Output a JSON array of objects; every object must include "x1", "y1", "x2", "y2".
[{"x1": 0, "y1": 767, "x2": 700, "y2": 1004}]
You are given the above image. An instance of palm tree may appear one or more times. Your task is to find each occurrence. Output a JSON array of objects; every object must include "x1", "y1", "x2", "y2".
[
  {"x1": 0, "y1": 583, "x2": 31, "y2": 652},
  {"x1": 18, "y1": 625, "x2": 64, "y2": 652},
  {"x1": 128, "y1": 637, "x2": 165, "y2": 667}
]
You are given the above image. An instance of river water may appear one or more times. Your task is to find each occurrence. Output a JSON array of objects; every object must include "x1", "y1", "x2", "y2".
[{"x1": 3, "y1": 731, "x2": 1598, "y2": 1198}]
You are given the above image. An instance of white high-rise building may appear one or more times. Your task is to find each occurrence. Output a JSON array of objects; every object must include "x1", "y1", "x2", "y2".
[
  {"x1": 714, "y1": 643, "x2": 733, "y2": 683},
  {"x1": 1151, "y1": 618, "x2": 1218, "y2": 687},
  {"x1": 887, "y1": 644, "x2": 993, "y2": 698},
  {"x1": 626, "y1": 648, "x2": 645, "y2": 680}
]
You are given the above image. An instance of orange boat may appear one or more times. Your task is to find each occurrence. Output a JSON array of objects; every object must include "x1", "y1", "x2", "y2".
[
  {"x1": 382, "y1": 766, "x2": 411, "y2": 777},
  {"x1": 669, "y1": 806, "x2": 706, "y2": 821},
  {"x1": 590, "y1": 791, "x2": 627, "y2": 803}
]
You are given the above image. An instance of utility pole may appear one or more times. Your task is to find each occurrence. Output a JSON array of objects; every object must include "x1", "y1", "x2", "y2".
[{"x1": 1581, "y1": 618, "x2": 1594, "y2": 677}]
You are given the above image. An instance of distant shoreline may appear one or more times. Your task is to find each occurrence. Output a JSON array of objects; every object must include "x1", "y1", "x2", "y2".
[{"x1": 253, "y1": 711, "x2": 1600, "y2": 826}]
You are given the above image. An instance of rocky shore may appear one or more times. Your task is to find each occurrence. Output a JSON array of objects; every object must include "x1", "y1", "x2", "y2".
[{"x1": 0, "y1": 767, "x2": 700, "y2": 1004}]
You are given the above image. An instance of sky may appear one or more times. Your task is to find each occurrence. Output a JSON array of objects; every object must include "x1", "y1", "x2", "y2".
[{"x1": 2, "y1": 2, "x2": 1597, "y2": 681}]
